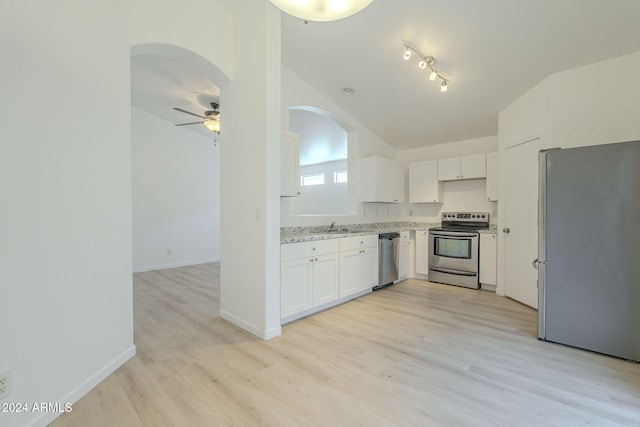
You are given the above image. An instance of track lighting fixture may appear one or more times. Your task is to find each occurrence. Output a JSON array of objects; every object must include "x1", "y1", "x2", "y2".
[{"x1": 401, "y1": 43, "x2": 450, "y2": 92}]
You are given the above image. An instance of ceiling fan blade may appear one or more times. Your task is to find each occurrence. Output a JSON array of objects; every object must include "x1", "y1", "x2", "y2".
[
  {"x1": 175, "y1": 121, "x2": 203, "y2": 126},
  {"x1": 173, "y1": 107, "x2": 205, "y2": 119}
]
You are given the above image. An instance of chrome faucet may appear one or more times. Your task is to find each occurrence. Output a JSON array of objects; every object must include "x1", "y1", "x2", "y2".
[{"x1": 328, "y1": 221, "x2": 337, "y2": 231}]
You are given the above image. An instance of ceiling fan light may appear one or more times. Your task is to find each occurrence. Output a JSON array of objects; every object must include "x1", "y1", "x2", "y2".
[
  {"x1": 270, "y1": 0, "x2": 374, "y2": 22},
  {"x1": 203, "y1": 118, "x2": 220, "y2": 133}
]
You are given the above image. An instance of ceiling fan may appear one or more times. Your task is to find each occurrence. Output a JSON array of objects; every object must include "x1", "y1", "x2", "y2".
[{"x1": 173, "y1": 102, "x2": 220, "y2": 133}]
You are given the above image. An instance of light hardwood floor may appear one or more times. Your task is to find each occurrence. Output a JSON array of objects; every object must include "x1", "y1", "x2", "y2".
[{"x1": 51, "y1": 263, "x2": 640, "y2": 426}]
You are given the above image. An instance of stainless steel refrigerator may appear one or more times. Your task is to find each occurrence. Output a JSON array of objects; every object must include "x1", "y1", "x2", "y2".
[{"x1": 538, "y1": 140, "x2": 640, "y2": 362}]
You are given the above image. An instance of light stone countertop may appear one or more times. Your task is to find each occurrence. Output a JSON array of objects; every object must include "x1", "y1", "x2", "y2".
[{"x1": 280, "y1": 222, "x2": 439, "y2": 244}]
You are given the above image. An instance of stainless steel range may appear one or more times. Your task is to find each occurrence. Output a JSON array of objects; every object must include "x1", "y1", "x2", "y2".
[{"x1": 428, "y1": 212, "x2": 490, "y2": 289}]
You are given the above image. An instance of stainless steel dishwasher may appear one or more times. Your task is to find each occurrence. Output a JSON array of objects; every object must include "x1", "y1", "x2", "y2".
[{"x1": 374, "y1": 232, "x2": 400, "y2": 289}]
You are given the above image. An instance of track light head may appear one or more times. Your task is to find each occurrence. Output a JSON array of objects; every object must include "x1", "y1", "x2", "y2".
[
  {"x1": 418, "y1": 59, "x2": 427, "y2": 69},
  {"x1": 403, "y1": 47, "x2": 412, "y2": 60},
  {"x1": 440, "y1": 80, "x2": 448, "y2": 92},
  {"x1": 429, "y1": 69, "x2": 438, "y2": 81}
]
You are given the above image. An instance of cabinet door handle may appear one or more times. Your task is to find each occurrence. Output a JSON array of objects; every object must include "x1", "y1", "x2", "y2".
[{"x1": 503, "y1": 228, "x2": 510, "y2": 234}]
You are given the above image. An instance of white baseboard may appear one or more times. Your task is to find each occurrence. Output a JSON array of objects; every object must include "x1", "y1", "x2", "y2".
[
  {"x1": 281, "y1": 288, "x2": 371, "y2": 325},
  {"x1": 219, "y1": 310, "x2": 281, "y2": 340},
  {"x1": 133, "y1": 258, "x2": 220, "y2": 273},
  {"x1": 30, "y1": 345, "x2": 136, "y2": 427}
]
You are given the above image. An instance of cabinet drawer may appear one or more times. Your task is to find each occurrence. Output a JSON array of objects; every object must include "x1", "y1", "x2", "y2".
[
  {"x1": 281, "y1": 239, "x2": 340, "y2": 261},
  {"x1": 340, "y1": 234, "x2": 378, "y2": 252}
]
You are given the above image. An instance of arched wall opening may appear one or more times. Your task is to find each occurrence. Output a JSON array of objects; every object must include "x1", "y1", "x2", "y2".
[
  {"x1": 130, "y1": 42, "x2": 228, "y2": 299},
  {"x1": 284, "y1": 105, "x2": 358, "y2": 219}
]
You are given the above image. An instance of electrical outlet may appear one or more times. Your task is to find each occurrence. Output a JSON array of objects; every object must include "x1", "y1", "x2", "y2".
[{"x1": 0, "y1": 372, "x2": 11, "y2": 400}]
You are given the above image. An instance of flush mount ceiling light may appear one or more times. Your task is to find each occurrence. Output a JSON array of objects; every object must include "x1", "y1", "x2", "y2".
[
  {"x1": 270, "y1": 0, "x2": 374, "y2": 22},
  {"x1": 402, "y1": 43, "x2": 450, "y2": 92}
]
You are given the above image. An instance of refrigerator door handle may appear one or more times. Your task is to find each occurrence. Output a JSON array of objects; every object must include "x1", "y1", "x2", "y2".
[{"x1": 537, "y1": 149, "x2": 549, "y2": 340}]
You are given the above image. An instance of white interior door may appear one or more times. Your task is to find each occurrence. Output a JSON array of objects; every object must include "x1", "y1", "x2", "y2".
[{"x1": 503, "y1": 138, "x2": 541, "y2": 308}]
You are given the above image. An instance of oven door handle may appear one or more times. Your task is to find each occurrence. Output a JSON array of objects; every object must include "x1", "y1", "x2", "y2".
[
  {"x1": 429, "y1": 232, "x2": 478, "y2": 238},
  {"x1": 430, "y1": 267, "x2": 478, "y2": 277}
]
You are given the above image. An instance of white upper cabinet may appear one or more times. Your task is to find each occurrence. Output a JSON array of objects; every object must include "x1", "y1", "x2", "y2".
[
  {"x1": 486, "y1": 152, "x2": 499, "y2": 201},
  {"x1": 280, "y1": 131, "x2": 300, "y2": 197},
  {"x1": 361, "y1": 156, "x2": 405, "y2": 203},
  {"x1": 437, "y1": 154, "x2": 486, "y2": 181},
  {"x1": 409, "y1": 160, "x2": 443, "y2": 203},
  {"x1": 436, "y1": 157, "x2": 461, "y2": 181}
]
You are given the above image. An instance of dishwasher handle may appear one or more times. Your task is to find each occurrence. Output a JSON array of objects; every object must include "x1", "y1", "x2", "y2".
[{"x1": 379, "y1": 232, "x2": 400, "y2": 240}]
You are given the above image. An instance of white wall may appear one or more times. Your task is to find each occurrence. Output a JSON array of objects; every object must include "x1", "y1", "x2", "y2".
[
  {"x1": 549, "y1": 51, "x2": 640, "y2": 149},
  {"x1": 396, "y1": 135, "x2": 498, "y2": 224},
  {"x1": 132, "y1": 108, "x2": 220, "y2": 272},
  {"x1": 497, "y1": 49, "x2": 640, "y2": 296},
  {"x1": 282, "y1": 67, "x2": 400, "y2": 227},
  {"x1": 129, "y1": 0, "x2": 233, "y2": 86},
  {"x1": 219, "y1": 0, "x2": 282, "y2": 339},
  {"x1": 281, "y1": 66, "x2": 499, "y2": 227},
  {"x1": 0, "y1": 2, "x2": 134, "y2": 426},
  {"x1": 290, "y1": 160, "x2": 349, "y2": 215},
  {"x1": 290, "y1": 108, "x2": 348, "y2": 166}
]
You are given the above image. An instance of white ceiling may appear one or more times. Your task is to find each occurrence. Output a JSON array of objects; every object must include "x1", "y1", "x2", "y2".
[{"x1": 131, "y1": 0, "x2": 640, "y2": 149}]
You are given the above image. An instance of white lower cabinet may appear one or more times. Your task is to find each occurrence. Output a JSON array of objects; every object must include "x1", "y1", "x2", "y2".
[
  {"x1": 480, "y1": 233, "x2": 497, "y2": 286},
  {"x1": 281, "y1": 239, "x2": 339, "y2": 319},
  {"x1": 339, "y1": 234, "x2": 378, "y2": 297},
  {"x1": 281, "y1": 254, "x2": 339, "y2": 318},
  {"x1": 398, "y1": 231, "x2": 410, "y2": 281},
  {"x1": 312, "y1": 254, "x2": 340, "y2": 306},
  {"x1": 281, "y1": 258, "x2": 313, "y2": 317},
  {"x1": 281, "y1": 234, "x2": 378, "y2": 322},
  {"x1": 415, "y1": 230, "x2": 429, "y2": 275}
]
